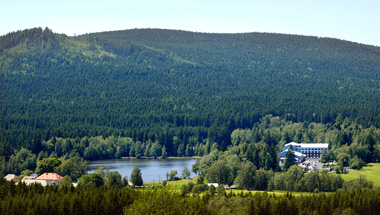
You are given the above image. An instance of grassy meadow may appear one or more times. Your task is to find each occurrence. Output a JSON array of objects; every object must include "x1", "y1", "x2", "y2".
[
  {"x1": 144, "y1": 163, "x2": 380, "y2": 196},
  {"x1": 144, "y1": 177, "x2": 198, "y2": 190},
  {"x1": 340, "y1": 163, "x2": 380, "y2": 187},
  {"x1": 144, "y1": 177, "x2": 332, "y2": 196}
]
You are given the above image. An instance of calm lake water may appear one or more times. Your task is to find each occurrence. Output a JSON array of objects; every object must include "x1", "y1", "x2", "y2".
[{"x1": 88, "y1": 158, "x2": 196, "y2": 182}]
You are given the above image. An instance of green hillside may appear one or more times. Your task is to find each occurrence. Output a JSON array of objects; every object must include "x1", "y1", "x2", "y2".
[{"x1": 1, "y1": 27, "x2": 380, "y2": 158}]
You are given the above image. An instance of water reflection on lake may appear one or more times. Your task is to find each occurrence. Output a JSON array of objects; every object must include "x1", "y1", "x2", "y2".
[{"x1": 88, "y1": 158, "x2": 196, "y2": 182}]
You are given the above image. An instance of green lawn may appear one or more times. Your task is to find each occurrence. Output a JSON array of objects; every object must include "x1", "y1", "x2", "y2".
[
  {"x1": 144, "y1": 177, "x2": 198, "y2": 190},
  {"x1": 145, "y1": 163, "x2": 380, "y2": 194},
  {"x1": 145, "y1": 177, "x2": 325, "y2": 196},
  {"x1": 212, "y1": 190, "x2": 327, "y2": 197},
  {"x1": 340, "y1": 163, "x2": 380, "y2": 187}
]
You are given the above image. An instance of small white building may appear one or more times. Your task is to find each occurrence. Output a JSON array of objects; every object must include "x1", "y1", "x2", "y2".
[
  {"x1": 207, "y1": 183, "x2": 218, "y2": 187},
  {"x1": 22, "y1": 176, "x2": 38, "y2": 185},
  {"x1": 4, "y1": 174, "x2": 20, "y2": 183}
]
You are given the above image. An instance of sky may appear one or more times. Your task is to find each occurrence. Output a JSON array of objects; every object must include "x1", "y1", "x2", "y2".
[{"x1": 1, "y1": 0, "x2": 379, "y2": 46}]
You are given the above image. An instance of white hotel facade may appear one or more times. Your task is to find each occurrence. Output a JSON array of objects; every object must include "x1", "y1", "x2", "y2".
[{"x1": 279, "y1": 142, "x2": 329, "y2": 160}]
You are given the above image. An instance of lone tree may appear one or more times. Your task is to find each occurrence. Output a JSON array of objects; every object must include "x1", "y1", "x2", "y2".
[
  {"x1": 181, "y1": 166, "x2": 191, "y2": 179},
  {"x1": 169, "y1": 169, "x2": 177, "y2": 181},
  {"x1": 131, "y1": 165, "x2": 143, "y2": 186},
  {"x1": 283, "y1": 146, "x2": 296, "y2": 170}
]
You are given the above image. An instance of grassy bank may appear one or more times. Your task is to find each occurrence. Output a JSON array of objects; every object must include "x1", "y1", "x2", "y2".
[
  {"x1": 167, "y1": 156, "x2": 201, "y2": 159},
  {"x1": 340, "y1": 163, "x2": 380, "y2": 186},
  {"x1": 121, "y1": 156, "x2": 200, "y2": 160}
]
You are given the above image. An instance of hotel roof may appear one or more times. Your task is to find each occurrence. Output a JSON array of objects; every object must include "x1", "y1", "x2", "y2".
[{"x1": 285, "y1": 142, "x2": 328, "y2": 148}]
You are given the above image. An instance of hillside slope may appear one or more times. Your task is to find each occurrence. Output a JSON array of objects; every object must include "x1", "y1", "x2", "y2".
[{"x1": 1, "y1": 27, "x2": 380, "y2": 154}]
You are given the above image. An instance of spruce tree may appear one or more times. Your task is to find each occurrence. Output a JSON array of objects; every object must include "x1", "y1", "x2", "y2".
[
  {"x1": 283, "y1": 146, "x2": 296, "y2": 170},
  {"x1": 161, "y1": 146, "x2": 168, "y2": 158}
]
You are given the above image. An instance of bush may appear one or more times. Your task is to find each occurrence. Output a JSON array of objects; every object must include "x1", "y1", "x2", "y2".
[
  {"x1": 181, "y1": 185, "x2": 188, "y2": 196},
  {"x1": 343, "y1": 175, "x2": 373, "y2": 191},
  {"x1": 187, "y1": 182, "x2": 194, "y2": 192},
  {"x1": 192, "y1": 184, "x2": 208, "y2": 193},
  {"x1": 197, "y1": 175, "x2": 204, "y2": 184},
  {"x1": 349, "y1": 156, "x2": 364, "y2": 170},
  {"x1": 209, "y1": 185, "x2": 216, "y2": 193},
  {"x1": 217, "y1": 184, "x2": 225, "y2": 192}
]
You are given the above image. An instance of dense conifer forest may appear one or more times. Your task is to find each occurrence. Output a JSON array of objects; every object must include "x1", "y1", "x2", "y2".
[
  {"x1": 1, "y1": 27, "x2": 380, "y2": 160},
  {"x1": 1, "y1": 177, "x2": 380, "y2": 215},
  {"x1": 1, "y1": 27, "x2": 380, "y2": 214}
]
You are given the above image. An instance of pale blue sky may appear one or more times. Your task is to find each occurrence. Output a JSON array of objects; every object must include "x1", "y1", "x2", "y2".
[{"x1": 1, "y1": 0, "x2": 379, "y2": 46}]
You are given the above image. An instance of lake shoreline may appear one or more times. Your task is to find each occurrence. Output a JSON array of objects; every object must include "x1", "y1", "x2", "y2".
[
  {"x1": 88, "y1": 158, "x2": 197, "y2": 182},
  {"x1": 120, "y1": 156, "x2": 201, "y2": 160}
]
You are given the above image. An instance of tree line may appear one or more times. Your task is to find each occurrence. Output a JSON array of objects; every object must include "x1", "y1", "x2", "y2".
[
  {"x1": 1, "y1": 115, "x2": 380, "y2": 177},
  {"x1": 1, "y1": 176, "x2": 379, "y2": 215}
]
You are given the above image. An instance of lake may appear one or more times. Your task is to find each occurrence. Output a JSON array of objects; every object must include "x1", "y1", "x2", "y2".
[{"x1": 88, "y1": 158, "x2": 197, "y2": 182}]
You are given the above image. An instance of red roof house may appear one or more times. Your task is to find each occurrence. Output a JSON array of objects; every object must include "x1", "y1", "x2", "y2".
[{"x1": 35, "y1": 173, "x2": 63, "y2": 186}]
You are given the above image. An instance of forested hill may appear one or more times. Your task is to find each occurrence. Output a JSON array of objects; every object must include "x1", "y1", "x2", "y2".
[{"x1": 1, "y1": 27, "x2": 380, "y2": 156}]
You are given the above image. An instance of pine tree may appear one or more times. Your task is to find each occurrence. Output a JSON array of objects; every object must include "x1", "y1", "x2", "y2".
[
  {"x1": 283, "y1": 146, "x2": 296, "y2": 170},
  {"x1": 161, "y1": 145, "x2": 168, "y2": 158}
]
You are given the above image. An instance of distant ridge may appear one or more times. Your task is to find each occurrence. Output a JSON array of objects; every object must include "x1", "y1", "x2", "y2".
[{"x1": 1, "y1": 27, "x2": 380, "y2": 151}]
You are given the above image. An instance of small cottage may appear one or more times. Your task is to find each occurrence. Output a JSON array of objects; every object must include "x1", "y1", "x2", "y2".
[{"x1": 4, "y1": 174, "x2": 20, "y2": 183}]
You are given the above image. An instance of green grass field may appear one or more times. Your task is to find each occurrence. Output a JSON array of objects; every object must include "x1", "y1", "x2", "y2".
[
  {"x1": 202, "y1": 190, "x2": 330, "y2": 197},
  {"x1": 144, "y1": 163, "x2": 380, "y2": 195},
  {"x1": 340, "y1": 163, "x2": 380, "y2": 187},
  {"x1": 165, "y1": 178, "x2": 199, "y2": 189},
  {"x1": 144, "y1": 177, "x2": 198, "y2": 190},
  {"x1": 144, "y1": 177, "x2": 328, "y2": 196}
]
